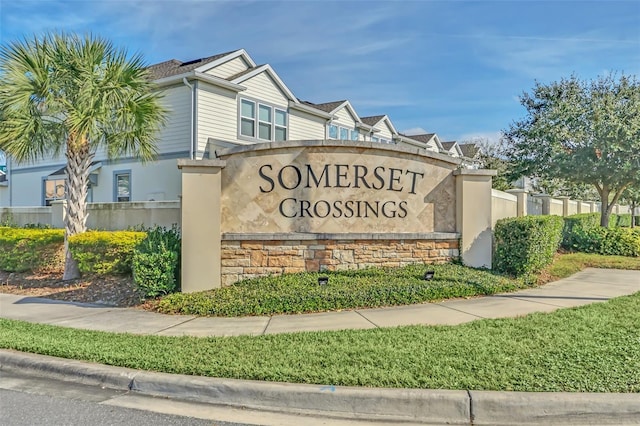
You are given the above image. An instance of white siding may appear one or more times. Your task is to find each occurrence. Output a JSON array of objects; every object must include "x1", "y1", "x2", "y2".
[
  {"x1": 0, "y1": 185, "x2": 8, "y2": 207},
  {"x1": 205, "y1": 57, "x2": 250, "y2": 79},
  {"x1": 288, "y1": 109, "x2": 326, "y2": 140},
  {"x1": 10, "y1": 152, "x2": 66, "y2": 170},
  {"x1": 11, "y1": 86, "x2": 191, "y2": 175},
  {"x1": 7, "y1": 168, "x2": 55, "y2": 206},
  {"x1": 332, "y1": 106, "x2": 357, "y2": 129},
  {"x1": 95, "y1": 84, "x2": 191, "y2": 158},
  {"x1": 196, "y1": 81, "x2": 239, "y2": 154},
  {"x1": 90, "y1": 158, "x2": 182, "y2": 203},
  {"x1": 375, "y1": 121, "x2": 394, "y2": 143},
  {"x1": 240, "y1": 72, "x2": 289, "y2": 107},
  {"x1": 7, "y1": 157, "x2": 182, "y2": 207},
  {"x1": 150, "y1": 85, "x2": 192, "y2": 155}
]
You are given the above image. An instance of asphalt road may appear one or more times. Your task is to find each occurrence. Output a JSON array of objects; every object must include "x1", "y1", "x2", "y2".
[
  {"x1": 0, "y1": 369, "x2": 374, "y2": 426},
  {"x1": 0, "y1": 370, "x2": 254, "y2": 426}
]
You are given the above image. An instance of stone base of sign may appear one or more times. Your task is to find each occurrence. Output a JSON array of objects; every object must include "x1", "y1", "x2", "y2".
[{"x1": 220, "y1": 233, "x2": 459, "y2": 286}]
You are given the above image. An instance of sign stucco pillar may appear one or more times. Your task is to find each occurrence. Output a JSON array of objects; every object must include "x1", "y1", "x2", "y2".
[
  {"x1": 178, "y1": 159, "x2": 226, "y2": 293},
  {"x1": 454, "y1": 169, "x2": 496, "y2": 268}
]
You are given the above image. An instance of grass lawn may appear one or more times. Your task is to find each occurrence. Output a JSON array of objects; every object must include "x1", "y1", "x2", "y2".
[
  {"x1": 155, "y1": 253, "x2": 640, "y2": 317},
  {"x1": 1, "y1": 290, "x2": 639, "y2": 392}
]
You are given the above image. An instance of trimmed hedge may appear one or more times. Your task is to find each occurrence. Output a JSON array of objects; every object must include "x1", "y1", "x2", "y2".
[
  {"x1": 614, "y1": 214, "x2": 632, "y2": 228},
  {"x1": 0, "y1": 227, "x2": 146, "y2": 274},
  {"x1": 69, "y1": 231, "x2": 146, "y2": 275},
  {"x1": 562, "y1": 213, "x2": 601, "y2": 249},
  {"x1": 0, "y1": 227, "x2": 64, "y2": 272},
  {"x1": 494, "y1": 215, "x2": 564, "y2": 276},
  {"x1": 571, "y1": 226, "x2": 640, "y2": 257},
  {"x1": 156, "y1": 263, "x2": 528, "y2": 317}
]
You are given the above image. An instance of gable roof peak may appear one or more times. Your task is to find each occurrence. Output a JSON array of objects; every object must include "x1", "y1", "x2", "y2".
[{"x1": 146, "y1": 49, "x2": 243, "y2": 80}]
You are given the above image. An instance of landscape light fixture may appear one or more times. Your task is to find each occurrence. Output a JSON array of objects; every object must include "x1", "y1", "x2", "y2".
[
  {"x1": 423, "y1": 271, "x2": 435, "y2": 281},
  {"x1": 318, "y1": 276, "x2": 329, "y2": 286}
]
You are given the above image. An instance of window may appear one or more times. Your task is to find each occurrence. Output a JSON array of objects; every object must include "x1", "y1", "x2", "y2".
[
  {"x1": 275, "y1": 109, "x2": 287, "y2": 141},
  {"x1": 114, "y1": 171, "x2": 131, "y2": 202},
  {"x1": 340, "y1": 127, "x2": 349, "y2": 140},
  {"x1": 240, "y1": 98, "x2": 287, "y2": 142},
  {"x1": 371, "y1": 136, "x2": 379, "y2": 142},
  {"x1": 350, "y1": 129, "x2": 359, "y2": 141},
  {"x1": 240, "y1": 99, "x2": 256, "y2": 137},
  {"x1": 328, "y1": 124, "x2": 338, "y2": 139},
  {"x1": 258, "y1": 104, "x2": 272, "y2": 140},
  {"x1": 43, "y1": 178, "x2": 65, "y2": 206}
]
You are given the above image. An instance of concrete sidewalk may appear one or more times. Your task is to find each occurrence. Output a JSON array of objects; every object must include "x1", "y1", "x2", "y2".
[
  {"x1": 2, "y1": 267, "x2": 640, "y2": 425},
  {"x1": 1, "y1": 268, "x2": 639, "y2": 336}
]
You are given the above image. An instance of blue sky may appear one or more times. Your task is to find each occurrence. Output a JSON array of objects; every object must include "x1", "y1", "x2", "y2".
[{"x1": 1, "y1": 0, "x2": 639, "y2": 155}]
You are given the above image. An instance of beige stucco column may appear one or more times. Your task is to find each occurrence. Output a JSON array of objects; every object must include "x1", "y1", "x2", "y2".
[
  {"x1": 178, "y1": 159, "x2": 226, "y2": 293},
  {"x1": 533, "y1": 194, "x2": 552, "y2": 215},
  {"x1": 454, "y1": 169, "x2": 496, "y2": 268},
  {"x1": 558, "y1": 196, "x2": 570, "y2": 217},
  {"x1": 50, "y1": 200, "x2": 67, "y2": 229},
  {"x1": 506, "y1": 189, "x2": 528, "y2": 217}
]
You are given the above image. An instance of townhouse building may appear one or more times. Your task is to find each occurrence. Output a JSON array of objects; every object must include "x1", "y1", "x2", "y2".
[{"x1": 1, "y1": 49, "x2": 469, "y2": 207}]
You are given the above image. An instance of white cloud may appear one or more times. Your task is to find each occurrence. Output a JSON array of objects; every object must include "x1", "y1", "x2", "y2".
[
  {"x1": 457, "y1": 131, "x2": 503, "y2": 145},
  {"x1": 402, "y1": 127, "x2": 428, "y2": 136},
  {"x1": 471, "y1": 30, "x2": 639, "y2": 79}
]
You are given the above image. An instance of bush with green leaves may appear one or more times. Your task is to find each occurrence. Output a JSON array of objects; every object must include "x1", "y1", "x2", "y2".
[
  {"x1": 494, "y1": 215, "x2": 564, "y2": 276},
  {"x1": 132, "y1": 226, "x2": 181, "y2": 297},
  {"x1": 571, "y1": 226, "x2": 640, "y2": 257},
  {"x1": 613, "y1": 214, "x2": 632, "y2": 228},
  {"x1": 69, "y1": 231, "x2": 146, "y2": 275},
  {"x1": 156, "y1": 263, "x2": 529, "y2": 317},
  {"x1": 0, "y1": 227, "x2": 64, "y2": 272},
  {"x1": 562, "y1": 213, "x2": 601, "y2": 249}
]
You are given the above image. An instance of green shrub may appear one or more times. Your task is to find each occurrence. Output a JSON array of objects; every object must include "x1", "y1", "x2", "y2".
[
  {"x1": 132, "y1": 226, "x2": 181, "y2": 297},
  {"x1": 494, "y1": 215, "x2": 564, "y2": 276},
  {"x1": 69, "y1": 231, "x2": 146, "y2": 275},
  {"x1": 156, "y1": 263, "x2": 528, "y2": 317},
  {"x1": 572, "y1": 226, "x2": 640, "y2": 257},
  {"x1": 613, "y1": 214, "x2": 632, "y2": 228},
  {"x1": 562, "y1": 213, "x2": 601, "y2": 249},
  {"x1": 0, "y1": 227, "x2": 64, "y2": 272}
]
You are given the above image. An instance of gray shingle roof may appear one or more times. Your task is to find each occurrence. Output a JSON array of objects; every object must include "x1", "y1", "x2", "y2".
[
  {"x1": 406, "y1": 133, "x2": 436, "y2": 143},
  {"x1": 360, "y1": 115, "x2": 385, "y2": 126},
  {"x1": 146, "y1": 50, "x2": 240, "y2": 80},
  {"x1": 302, "y1": 100, "x2": 347, "y2": 113},
  {"x1": 441, "y1": 141, "x2": 458, "y2": 150},
  {"x1": 459, "y1": 143, "x2": 480, "y2": 158}
]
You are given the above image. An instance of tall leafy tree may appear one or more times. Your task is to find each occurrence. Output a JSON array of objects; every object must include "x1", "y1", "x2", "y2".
[
  {"x1": 0, "y1": 33, "x2": 167, "y2": 279},
  {"x1": 504, "y1": 73, "x2": 640, "y2": 227}
]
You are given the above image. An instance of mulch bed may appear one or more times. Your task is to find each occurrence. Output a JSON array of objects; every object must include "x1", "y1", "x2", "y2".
[{"x1": 0, "y1": 270, "x2": 146, "y2": 307}]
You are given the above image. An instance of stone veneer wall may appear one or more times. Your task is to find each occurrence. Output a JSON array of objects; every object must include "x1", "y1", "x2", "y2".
[{"x1": 220, "y1": 234, "x2": 459, "y2": 286}]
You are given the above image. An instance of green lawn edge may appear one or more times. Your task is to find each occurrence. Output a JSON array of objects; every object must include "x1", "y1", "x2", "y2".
[
  {"x1": 154, "y1": 253, "x2": 640, "y2": 317},
  {"x1": 2, "y1": 290, "x2": 640, "y2": 393}
]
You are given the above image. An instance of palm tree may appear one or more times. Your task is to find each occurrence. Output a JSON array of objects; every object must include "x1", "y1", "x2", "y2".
[{"x1": 0, "y1": 32, "x2": 167, "y2": 279}]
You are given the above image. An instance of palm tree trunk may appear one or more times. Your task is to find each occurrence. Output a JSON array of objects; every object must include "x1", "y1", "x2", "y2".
[{"x1": 62, "y1": 144, "x2": 93, "y2": 280}]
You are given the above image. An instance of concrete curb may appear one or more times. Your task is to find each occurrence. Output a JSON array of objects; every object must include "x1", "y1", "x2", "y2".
[
  {"x1": 0, "y1": 350, "x2": 470, "y2": 425},
  {"x1": 470, "y1": 391, "x2": 640, "y2": 425},
  {"x1": 1, "y1": 349, "x2": 639, "y2": 425}
]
